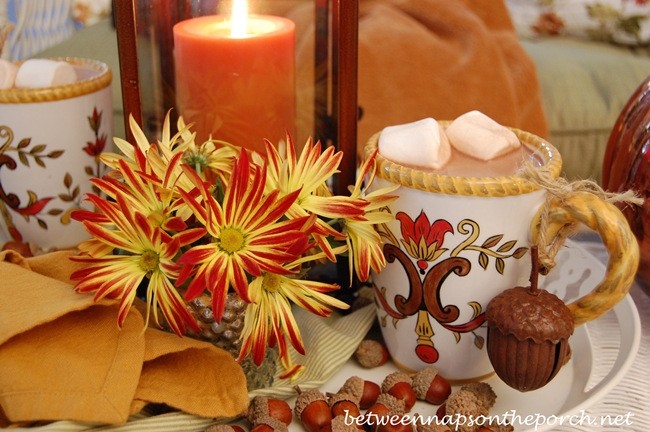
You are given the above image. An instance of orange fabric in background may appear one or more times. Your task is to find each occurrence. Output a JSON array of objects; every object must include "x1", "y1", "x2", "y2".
[{"x1": 288, "y1": 0, "x2": 548, "y2": 158}]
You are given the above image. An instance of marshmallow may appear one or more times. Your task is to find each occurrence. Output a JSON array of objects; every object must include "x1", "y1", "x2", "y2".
[
  {"x1": 445, "y1": 110, "x2": 520, "y2": 161},
  {"x1": 14, "y1": 59, "x2": 77, "y2": 89},
  {"x1": 0, "y1": 59, "x2": 18, "y2": 89},
  {"x1": 378, "y1": 118, "x2": 451, "y2": 170}
]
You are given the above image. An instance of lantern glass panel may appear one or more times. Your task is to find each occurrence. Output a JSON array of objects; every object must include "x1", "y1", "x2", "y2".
[{"x1": 128, "y1": 0, "x2": 328, "y2": 152}]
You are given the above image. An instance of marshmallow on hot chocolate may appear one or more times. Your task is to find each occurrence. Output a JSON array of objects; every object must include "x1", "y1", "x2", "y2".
[
  {"x1": 378, "y1": 118, "x2": 451, "y2": 170},
  {"x1": 445, "y1": 110, "x2": 520, "y2": 161},
  {"x1": 14, "y1": 59, "x2": 77, "y2": 89},
  {"x1": 0, "y1": 59, "x2": 18, "y2": 90}
]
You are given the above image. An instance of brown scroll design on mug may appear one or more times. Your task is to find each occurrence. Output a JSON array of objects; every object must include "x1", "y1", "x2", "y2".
[{"x1": 376, "y1": 244, "x2": 470, "y2": 324}]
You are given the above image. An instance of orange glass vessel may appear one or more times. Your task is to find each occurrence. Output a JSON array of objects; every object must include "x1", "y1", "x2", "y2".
[{"x1": 603, "y1": 76, "x2": 650, "y2": 290}]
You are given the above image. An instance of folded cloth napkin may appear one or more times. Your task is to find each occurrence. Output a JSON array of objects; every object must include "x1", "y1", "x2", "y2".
[
  {"x1": 0, "y1": 250, "x2": 249, "y2": 428},
  {"x1": 286, "y1": 0, "x2": 548, "y2": 159}
]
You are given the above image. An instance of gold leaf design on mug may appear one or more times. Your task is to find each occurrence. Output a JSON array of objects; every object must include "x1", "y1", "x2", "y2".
[
  {"x1": 0, "y1": 126, "x2": 62, "y2": 240},
  {"x1": 50, "y1": 172, "x2": 83, "y2": 226},
  {"x1": 374, "y1": 214, "x2": 531, "y2": 360},
  {"x1": 495, "y1": 258, "x2": 505, "y2": 274},
  {"x1": 468, "y1": 301, "x2": 482, "y2": 320},
  {"x1": 497, "y1": 240, "x2": 517, "y2": 252},
  {"x1": 482, "y1": 234, "x2": 503, "y2": 249},
  {"x1": 474, "y1": 335, "x2": 485, "y2": 349},
  {"x1": 451, "y1": 219, "x2": 528, "y2": 274}
]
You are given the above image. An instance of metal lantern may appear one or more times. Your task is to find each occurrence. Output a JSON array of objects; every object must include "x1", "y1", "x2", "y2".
[{"x1": 112, "y1": 0, "x2": 358, "y2": 196}]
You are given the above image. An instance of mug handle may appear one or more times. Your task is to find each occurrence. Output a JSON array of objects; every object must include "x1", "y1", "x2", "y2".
[{"x1": 531, "y1": 191, "x2": 640, "y2": 326}]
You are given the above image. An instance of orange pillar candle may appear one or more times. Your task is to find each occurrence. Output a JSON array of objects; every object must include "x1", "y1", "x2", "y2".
[{"x1": 173, "y1": 14, "x2": 296, "y2": 154}]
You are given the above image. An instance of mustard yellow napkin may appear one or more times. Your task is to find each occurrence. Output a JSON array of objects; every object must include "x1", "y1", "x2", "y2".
[{"x1": 0, "y1": 250, "x2": 249, "y2": 428}]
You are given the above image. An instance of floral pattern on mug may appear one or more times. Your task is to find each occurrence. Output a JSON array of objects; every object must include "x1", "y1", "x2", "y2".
[
  {"x1": 375, "y1": 215, "x2": 528, "y2": 364},
  {"x1": 0, "y1": 107, "x2": 106, "y2": 244}
]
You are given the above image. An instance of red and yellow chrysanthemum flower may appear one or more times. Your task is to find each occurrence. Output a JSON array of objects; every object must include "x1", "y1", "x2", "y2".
[
  {"x1": 340, "y1": 149, "x2": 399, "y2": 282},
  {"x1": 264, "y1": 135, "x2": 368, "y2": 261},
  {"x1": 70, "y1": 113, "x2": 397, "y2": 375},
  {"x1": 239, "y1": 244, "x2": 349, "y2": 372},
  {"x1": 176, "y1": 149, "x2": 314, "y2": 323},
  {"x1": 175, "y1": 115, "x2": 238, "y2": 186},
  {"x1": 70, "y1": 192, "x2": 205, "y2": 335}
]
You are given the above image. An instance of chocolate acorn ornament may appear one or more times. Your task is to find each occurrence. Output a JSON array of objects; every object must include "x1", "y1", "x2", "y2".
[{"x1": 485, "y1": 246, "x2": 574, "y2": 392}]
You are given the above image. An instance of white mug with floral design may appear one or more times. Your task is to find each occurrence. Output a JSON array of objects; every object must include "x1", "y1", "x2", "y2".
[
  {"x1": 364, "y1": 124, "x2": 638, "y2": 383},
  {"x1": 0, "y1": 58, "x2": 112, "y2": 250}
]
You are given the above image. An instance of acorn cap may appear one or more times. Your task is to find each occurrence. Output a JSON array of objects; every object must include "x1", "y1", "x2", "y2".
[
  {"x1": 412, "y1": 366, "x2": 439, "y2": 400},
  {"x1": 415, "y1": 420, "x2": 452, "y2": 432},
  {"x1": 328, "y1": 392, "x2": 359, "y2": 408},
  {"x1": 381, "y1": 371, "x2": 411, "y2": 393},
  {"x1": 247, "y1": 396, "x2": 270, "y2": 424},
  {"x1": 459, "y1": 382, "x2": 497, "y2": 410},
  {"x1": 486, "y1": 286, "x2": 574, "y2": 343},
  {"x1": 355, "y1": 339, "x2": 386, "y2": 368},
  {"x1": 332, "y1": 415, "x2": 360, "y2": 432},
  {"x1": 445, "y1": 390, "x2": 488, "y2": 427},
  {"x1": 253, "y1": 416, "x2": 288, "y2": 432},
  {"x1": 375, "y1": 393, "x2": 406, "y2": 416},
  {"x1": 293, "y1": 388, "x2": 327, "y2": 419},
  {"x1": 485, "y1": 419, "x2": 515, "y2": 432},
  {"x1": 338, "y1": 376, "x2": 364, "y2": 405},
  {"x1": 204, "y1": 425, "x2": 237, "y2": 432}
]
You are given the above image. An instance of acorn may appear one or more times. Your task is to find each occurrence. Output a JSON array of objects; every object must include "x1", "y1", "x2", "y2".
[
  {"x1": 355, "y1": 339, "x2": 388, "y2": 368},
  {"x1": 294, "y1": 386, "x2": 333, "y2": 432},
  {"x1": 434, "y1": 384, "x2": 500, "y2": 430},
  {"x1": 412, "y1": 366, "x2": 452, "y2": 405},
  {"x1": 381, "y1": 371, "x2": 416, "y2": 412},
  {"x1": 328, "y1": 393, "x2": 363, "y2": 430},
  {"x1": 332, "y1": 415, "x2": 362, "y2": 432},
  {"x1": 1, "y1": 240, "x2": 33, "y2": 257},
  {"x1": 364, "y1": 393, "x2": 405, "y2": 430},
  {"x1": 445, "y1": 390, "x2": 489, "y2": 432},
  {"x1": 478, "y1": 421, "x2": 514, "y2": 432},
  {"x1": 338, "y1": 376, "x2": 381, "y2": 410},
  {"x1": 204, "y1": 425, "x2": 246, "y2": 432},
  {"x1": 247, "y1": 395, "x2": 293, "y2": 426},
  {"x1": 459, "y1": 382, "x2": 497, "y2": 411},
  {"x1": 250, "y1": 415, "x2": 288, "y2": 432},
  {"x1": 414, "y1": 416, "x2": 452, "y2": 432},
  {"x1": 377, "y1": 415, "x2": 413, "y2": 432},
  {"x1": 486, "y1": 246, "x2": 574, "y2": 392},
  {"x1": 359, "y1": 381, "x2": 382, "y2": 410},
  {"x1": 435, "y1": 404, "x2": 446, "y2": 420}
]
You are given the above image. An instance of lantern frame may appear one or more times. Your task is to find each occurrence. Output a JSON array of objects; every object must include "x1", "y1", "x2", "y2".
[{"x1": 113, "y1": 0, "x2": 358, "y2": 196}]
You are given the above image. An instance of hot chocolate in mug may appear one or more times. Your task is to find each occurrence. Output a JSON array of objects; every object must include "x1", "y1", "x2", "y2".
[{"x1": 365, "y1": 124, "x2": 639, "y2": 383}]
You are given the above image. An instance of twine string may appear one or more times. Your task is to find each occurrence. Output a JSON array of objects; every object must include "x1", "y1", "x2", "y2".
[{"x1": 517, "y1": 160, "x2": 643, "y2": 275}]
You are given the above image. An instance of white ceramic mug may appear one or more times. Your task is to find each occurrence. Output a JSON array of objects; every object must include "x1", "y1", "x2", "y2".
[
  {"x1": 0, "y1": 58, "x2": 112, "y2": 250},
  {"x1": 365, "y1": 125, "x2": 639, "y2": 383}
]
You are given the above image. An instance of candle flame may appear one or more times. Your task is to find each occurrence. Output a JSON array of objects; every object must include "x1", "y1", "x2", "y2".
[{"x1": 231, "y1": 0, "x2": 248, "y2": 38}]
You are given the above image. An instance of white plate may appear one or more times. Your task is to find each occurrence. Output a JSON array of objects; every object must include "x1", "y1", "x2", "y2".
[{"x1": 290, "y1": 240, "x2": 641, "y2": 432}]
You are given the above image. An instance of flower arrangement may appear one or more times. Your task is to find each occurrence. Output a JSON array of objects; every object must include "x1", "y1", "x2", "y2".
[{"x1": 69, "y1": 113, "x2": 397, "y2": 378}]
